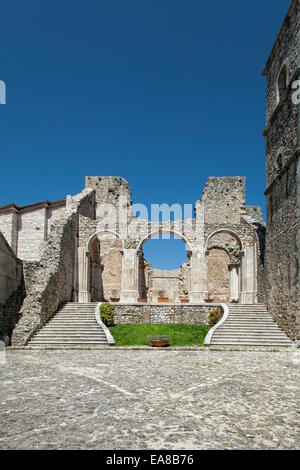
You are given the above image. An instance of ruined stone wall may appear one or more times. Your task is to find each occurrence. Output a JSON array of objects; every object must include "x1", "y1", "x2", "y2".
[
  {"x1": 85, "y1": 176, "x2": 132, "y2": 219},
  {"x1": 207, "y1": 249, "x2": 231, "y2": 302},
  {"x1": 201, "y1": 177, "x2": 246, "y2": 224},
  {"x1": 0, "y1": 232, "x2": 25, "y2": 340},
  {"x1": 99, "y1": 232, "x2": 123, "y2": 301},
  {"x1": 179, "y1": 261, "x2": 190, "y2": 300},
  {"x1": 11, "y1": 189, "x2": 95, "y2": 345},
  {"x1": 150, "y1": 269, "x2": 181, "y2": 302},
  {"x1": 113, "y1": 303, "x2": 223, "y2": 325},
  {"x1": 263, "y1": 0, "x2": 300, "y2": 339},
  {"x1": 265, "y1": 161, "x2": 299, "y2": 338}
]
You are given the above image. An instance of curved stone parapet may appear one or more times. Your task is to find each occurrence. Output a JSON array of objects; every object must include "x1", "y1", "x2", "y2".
[
  {"x1": 95, "y1": 303, "x2": 115, "y2": 345},
  {"x1": 204, "y1": 303, "x2": 229, "y2": 346}
]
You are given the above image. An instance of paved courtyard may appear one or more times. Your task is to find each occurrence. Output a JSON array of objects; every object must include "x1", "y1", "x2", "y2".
[{"x1": 0, "y1": 348, "x2": 299, "y2": 450}]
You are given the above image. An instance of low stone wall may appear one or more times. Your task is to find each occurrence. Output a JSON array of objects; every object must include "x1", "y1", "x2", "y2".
[{"x1": 112, "y1": 303, "x2": 223, "y2": 325}]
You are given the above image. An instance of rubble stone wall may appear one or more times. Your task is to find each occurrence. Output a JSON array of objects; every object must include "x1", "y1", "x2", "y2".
[{"x1": 113, "y1": 303, "x2": 223, "y2": 325}]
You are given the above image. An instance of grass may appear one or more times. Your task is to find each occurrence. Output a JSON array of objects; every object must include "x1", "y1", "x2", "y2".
[{"x1": 109, "y1": 324, "x2": 210, "y2": 347}]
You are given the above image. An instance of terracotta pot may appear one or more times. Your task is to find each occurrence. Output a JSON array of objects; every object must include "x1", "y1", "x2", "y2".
[
  {"x1": 138, "y1": 299, "x2": 147, "y2": 303},
  {"x1": 149, "y1": 339, "x2": 169, "y2": 347},
  {"x1": 158, "y1": 297, "x2": 169, "y2": 303},
  {"x1": 204, "y1": 299, "x2": 214, "y2": 303},
  {"x1": 110, "y1": 298, "x2": 120, "y2": 303},
  {"x1": 180, "y1": 299, "x2": 189, "y2": 303}
]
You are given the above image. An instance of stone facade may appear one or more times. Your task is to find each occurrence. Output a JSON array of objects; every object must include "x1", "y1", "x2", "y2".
[{"x1": 262, "y1": 0, "x2": 300, "y2": 340}]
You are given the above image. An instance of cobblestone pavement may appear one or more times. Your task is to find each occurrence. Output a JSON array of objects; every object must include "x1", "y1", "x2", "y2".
[{"x1": 0, "y1": 349, "x2": 299, "y2": 450}]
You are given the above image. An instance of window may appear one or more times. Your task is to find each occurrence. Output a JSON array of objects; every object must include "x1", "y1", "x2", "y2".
[
  {"x1": 276, "y1": 153, "x2": 283, "y2": 172},
  {"x1": 278, "y1": 66, "x2": 287, "y2": 100}
]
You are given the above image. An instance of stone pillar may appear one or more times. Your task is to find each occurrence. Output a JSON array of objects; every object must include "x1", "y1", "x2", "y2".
[
  {"x1": 189, "y1": 248, "x2": 207, "y2": 303},
  {"x1": 72, "y1": 235, "x2": 79, "y2": 301},
  {"x1": 78, "y1": 246, "x2": 91, "y2": 303},
  {"x1": 229, "y1": 265, "x2": 240, "y2": 303},
  {"x1": 120, "y1": 248, "x2": 139, "y2": 303},
  {"x1": 240, "y1": 245, "x2": 257, "y2": 304}
]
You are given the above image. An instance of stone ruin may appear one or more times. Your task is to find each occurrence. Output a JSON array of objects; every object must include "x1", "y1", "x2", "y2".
[{"x1": 0, "y1": 175, "x2": 266, "y2": 344}]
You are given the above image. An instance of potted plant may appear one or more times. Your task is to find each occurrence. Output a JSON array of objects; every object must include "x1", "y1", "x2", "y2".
[
  {"x1": 138, "y1": 298, "x2": 147, "y2": 303},
  {"x1": 180, "y1": 299, "x2": 189, "y2": 303},
  {"x1": 158, "y1": 297, "x2": 169, "y2": 303},
  {"x1": 147, "y1": 335, "x2": 170, "y2": 347}
]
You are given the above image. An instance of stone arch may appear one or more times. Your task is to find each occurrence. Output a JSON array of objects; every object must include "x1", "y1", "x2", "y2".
[
  {"x1": 86, "y1": 229, "x2": 124, "y2": 252},
  {"x1": 205, "y1": 229, "x2": 243, "y2": 252},
  {"x1": 137, "y1": 229, "x2": 192, "y2": 252},
  {"x1": 277, "y1": 63, "x2": 288, "y2": 101}
]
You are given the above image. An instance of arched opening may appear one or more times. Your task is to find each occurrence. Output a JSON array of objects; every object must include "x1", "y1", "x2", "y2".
[
  {"x1": 87, "y1": 231, "x2": 123, "y2": 302},
  {"x1": 138, "y1": 233, "x2": 190, "y2": 303},
  {"x1": 205, "y1": 230, "x2": 242, "y2": 303},
  {"x1": 276, "y1": 153, "x2": 283, "y2": 172},
  {"x1": 278, "y1": 65, "x2": 287, "y2": 100}
]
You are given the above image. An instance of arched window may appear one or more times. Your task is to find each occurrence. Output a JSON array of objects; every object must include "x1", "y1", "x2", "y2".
[
  {"x1": 276, "y1": 153, "x2": 283, "y2": 172},
  {"x1": 278, "y1": 65, "x2": 287, "y2": 100}
]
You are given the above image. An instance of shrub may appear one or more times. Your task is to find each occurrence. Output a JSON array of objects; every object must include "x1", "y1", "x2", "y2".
[
  {"x1": 99, "y1": 303, "x2": 115, "y2": 327},
  {"x1": 208, "y1": 308, "x2": 222, "y2": 327}
]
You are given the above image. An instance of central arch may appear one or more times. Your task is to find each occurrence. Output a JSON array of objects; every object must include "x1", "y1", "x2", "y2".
[
  {"x1": 137, "y1": 229, "x2": 192, "y2": 302},
  {"x1": 137, "y1": 229, "x2": 192, "y2": 252}
]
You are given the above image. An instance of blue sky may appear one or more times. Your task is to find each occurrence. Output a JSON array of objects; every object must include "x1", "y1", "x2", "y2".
[{"x1": 0, "y1": 0, "x2": 291, "y2": 268}]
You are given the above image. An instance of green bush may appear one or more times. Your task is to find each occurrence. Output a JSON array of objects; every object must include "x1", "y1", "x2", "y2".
[
  {"x1": 208, "y1": 308, "x2": 222, "y2": 327},
  {"x1": 99, "y1": 303, "x2": 115, "y2": 327}
]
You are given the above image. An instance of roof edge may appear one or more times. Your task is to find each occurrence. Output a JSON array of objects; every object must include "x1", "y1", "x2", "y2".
[{"x1": 262, "y1": 0, "x2": 297, "y2": 76}]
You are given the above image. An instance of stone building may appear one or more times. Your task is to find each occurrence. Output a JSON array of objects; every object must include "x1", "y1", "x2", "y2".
[
  {"x1": 262, "y1": 0, "x2": 300, "y2": 340},
  {"x1": 0, "y1": 175, "x2": 265, "y2": 344}
]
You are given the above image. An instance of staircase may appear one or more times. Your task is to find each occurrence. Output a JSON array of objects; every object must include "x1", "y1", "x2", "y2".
[
  {"x1": 29, "y1": 303, "x2": 109, "y2": 346},
  {"x1": 209, "y1": 304, "x2": 293, "y2": 347}
]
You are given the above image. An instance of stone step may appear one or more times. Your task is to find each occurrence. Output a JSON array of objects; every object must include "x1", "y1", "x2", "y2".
[
  {"x1": 210, "y1": 338, "x2": 291, "y2": 344},
  {"x1": 34, "y1": 332, "x2": 106, "y2": 336},
  {"x1": 30, "y1": 340, "x2": 108, "y2": 344},
  {"x1": 214, "y1": 334, "x2": 290, "y2": 342},
  {"x1": 28, "y1": 303, "x2": 109, "y2": 346},
  {"x1": 215, "y1": 331, "x2": 288, "y2": 336},
  {"x1": 207, "y1": 304, "x2": 292, "y2": 347},
  {"x1": 213, "y1": 330, "x2": 289, "y2": 336},
  {"x1": 210, "y1": 344, "x2": 292, "y2": 348}
]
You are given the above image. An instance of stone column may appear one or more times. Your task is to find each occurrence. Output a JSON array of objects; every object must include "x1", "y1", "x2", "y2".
[
  {"x1": 240, "y1": 245, "x2": 257, "y2": 304},
  {"x1": 189, "y1": 248, "x2": 207, "y2": 303},
  {"x1": 78, "y1": 246, "x2": 91, "y2": 303},
  {"x1": 120, "y1": 248, "x2": 139, "y2": 303},
  {"x1": 229, "y1": 264, "x2": 240, "y2": 303}
]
